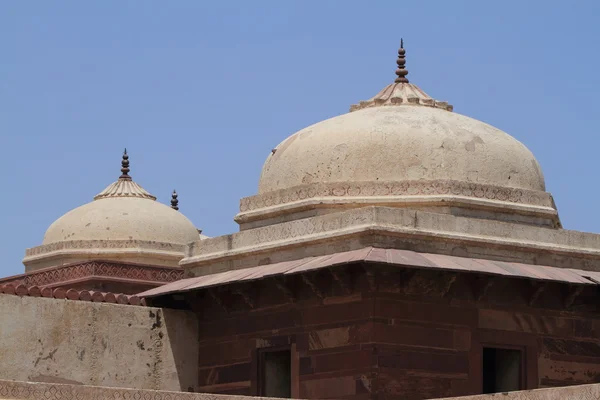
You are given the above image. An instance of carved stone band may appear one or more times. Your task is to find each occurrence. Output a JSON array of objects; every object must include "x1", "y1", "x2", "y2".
[
  {"x1": 25, "y1": 240, "x2": 186, "y2": 257},
  {"x1": 239, "y1": 180, "x2": 555, "y2": 214}
]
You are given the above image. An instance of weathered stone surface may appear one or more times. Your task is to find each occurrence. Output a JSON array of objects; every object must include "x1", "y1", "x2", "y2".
[
  {"x1": 183, "y1": 207, "x2": 600, "y2": 276},
  {"x1": 174, "y1": 266, "x2": 600, "y2": 399},
  {"x1": 249, "y1": 103, "x2": 551, "y2": 228},
  {"x1": 0, "y1": 377, "x2": 599, "y2": 400},
  {"x1": 0, "y1": 379, "x2": 274, "y2": 400},
  {"x1": 0, "y1": 294, "x2": 198, "y2": 391},
  {"x1": 436, "y1": 383, "x2": 600, "y2": 399}
]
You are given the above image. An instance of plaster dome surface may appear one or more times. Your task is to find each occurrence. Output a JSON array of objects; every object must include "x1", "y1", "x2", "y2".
[
  {"x1": 43, "y1": 197, "x2": 200, "y2": 245},
  {"x1": 259, "y1": 94, "x2": 545, "y2": 195}
]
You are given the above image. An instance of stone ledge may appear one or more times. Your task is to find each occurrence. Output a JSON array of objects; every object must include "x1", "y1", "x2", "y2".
[
  {"x1": 26, "y1": 240, "x2": 187, "y2": 257},
  {"x1": 23, "y1": 240, "x2": 188, "y2": 271},
  {"x1": 239, "y1": 180, "x2": 555, "y2": 214},
  {"x1": 436, "y1": 383, "x2": 600, "y2": 399},
  {"x1": 0, "y1": 287, "x2": 146, "y2": 306},
  {"x1": 1, "y1": 260, "x2": 184, "y2": 288},
  {"x1": 0, "y1": 379, "x2": 270, "y2": 400},
  {"x1": 182, "y1": 207, "x2": 600, "y2": 273},
  {"x1": 1, "y1": 379, "x2": 599, "y2": 400}
]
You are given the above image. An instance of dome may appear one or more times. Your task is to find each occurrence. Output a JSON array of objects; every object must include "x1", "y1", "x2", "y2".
[
  {"x1": 43, "y1": 197, "x2": 199, "y2": 245},
  {"x1": 24, "y1": 150, "x2": 200, "y2": 271},
  {"x1": 237, "y1": 42, "x2": 558, "y2": 229},
  {"x1": 258, "y1": 105, "x2": 545, "y2": 194},
  {"x1": 43, "y1": 151, "x2": 198, "y2": 245}
]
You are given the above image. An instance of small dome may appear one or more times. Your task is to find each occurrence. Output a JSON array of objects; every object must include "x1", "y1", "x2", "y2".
[
  {"x1": 24, "y1": 150, "x2": 201, "y2": 272},
  {"x1": 43, "y1": 197, "x2": 199, "y2": 245},
  {"x1": 43, "y1": 150, "x2": 198, "y2": 246}
]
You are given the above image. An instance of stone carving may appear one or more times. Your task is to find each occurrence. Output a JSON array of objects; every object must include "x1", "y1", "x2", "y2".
[
  {"x1": 186, "y1": 207, "x2": 392, "y2": 259},
  {"x1": 26, "y1": 240, "x2": 186, "y2": 257},
  {"x1": 239, "y1": 180, "x2": 555, "y2": 213},
  {"x1": 350, "y1": 82, "x2": 454, "y2": 112},
  {"x1": 94, "y1": 178, "x2": 157, "y2": 200},
  {"x1": 0, "y1": 379, "x2": 270, "y2": 400},
  {"x1": 0, "y1": 285, "x2": 146, "y2": 305},
  {"x1": 0, "y1": 261, "x2": 184, "y2": 287}
]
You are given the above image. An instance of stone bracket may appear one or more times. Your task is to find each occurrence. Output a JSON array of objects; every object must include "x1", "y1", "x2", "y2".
[
  {"x1": 564, "y1": 285, "x2": 584, "y2": 309},
  {"x1": 273, "y1": 276, "x2": 295, "y2": 303},
  {"x1": 329, "y1": 267, "x2": 352, "y2": 295},
  {"x1": 301, "y1": 273, "x2": 325, "y2": 299}
]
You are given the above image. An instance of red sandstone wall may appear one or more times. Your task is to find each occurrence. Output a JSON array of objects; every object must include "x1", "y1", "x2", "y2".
[
  {"x1": 196, "y1": 294, "x2": 373, "y2": 399},
  {"x1": 180, "y1": 264, "x2": 600, "y2": 400}
]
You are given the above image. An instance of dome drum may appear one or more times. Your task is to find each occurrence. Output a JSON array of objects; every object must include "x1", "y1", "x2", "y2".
[
  {"x1": 23, "y1": 239, "x2": 188, "y2": 272},
  {"x1": 235, "y1": 179, "x2": 559, "y2": 230}
]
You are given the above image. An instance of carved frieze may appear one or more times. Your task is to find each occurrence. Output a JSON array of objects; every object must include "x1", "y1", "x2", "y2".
[{"x1": 239, "y1": 180, "x2": 555, "y2": 213}]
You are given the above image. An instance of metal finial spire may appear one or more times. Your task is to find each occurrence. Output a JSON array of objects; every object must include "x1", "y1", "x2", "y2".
[
  {"x1": 119, "y1": 148, "x2": 131, "y2": 180},
  {"x1": 171, "y1": 190, "x2": 179, "y2": 211},
  {"x1": 395, "y1": 39, "x2": 409, "y2": 83}
]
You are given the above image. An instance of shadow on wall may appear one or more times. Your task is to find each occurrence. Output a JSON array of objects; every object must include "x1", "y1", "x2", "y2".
[{"x1": 163, "y1": 305, "x2": 200, "y2": 392}]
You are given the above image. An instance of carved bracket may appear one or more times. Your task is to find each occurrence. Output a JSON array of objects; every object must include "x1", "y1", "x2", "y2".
[
  {"x1": 208, "y1": 288, "x2": 229, "y2": 313},
  {"x1": 233, "y1": 284, "x2": 255, "y2": 309},
  {"x1": 302, "y1": 273, "x2": 325, "y2": 299},
  {"x1": 364, "y1": 265, "x2": 377, "y2": 292},
  {"x1": 528, "y1": 281, "x2": 545, "y2": 307},
  {"x1": 399, "y1": 269, "x2": 418, "y2": 295},
  {"x1": 472, "y1": 275, "x2": 496, "y2": 302},
  {"x1": 273, "y1": 276, "x2": 295, "y2": 303},
  {"x1": 330, "y1": 268, "x2": 352, "y2": 295},
  {"x1": 440, "y1": 273, "x2": 458, "y2": 298},
  {"x1": 564, "y1": 285, "x2": 584, "y2": 309}
]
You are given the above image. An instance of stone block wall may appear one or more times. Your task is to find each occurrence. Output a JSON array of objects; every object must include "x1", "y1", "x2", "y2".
[
  {"x1": 1, "y1": 378, "x2": 599, "y2": 400},
  {"x1": 156, "y1": 262, "x2": 600, "y2": 399},
  {"x1": 0, "y1": 294, "x2": 198, "y2": 391}
]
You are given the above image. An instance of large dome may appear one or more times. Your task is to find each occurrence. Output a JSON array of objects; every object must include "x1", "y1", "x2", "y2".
[
  {"x1": 258, "y1": 105, "x2": 545, "y2": 194},
  {"x1": 236, "y1": 43, "x2": 558, "y2": 229}
]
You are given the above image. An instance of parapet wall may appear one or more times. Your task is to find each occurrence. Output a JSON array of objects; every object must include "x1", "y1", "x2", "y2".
[
  {"x1": 438, "y1": 383, "x2": 600, "y2": 399},
  {"x1": 0, "y1": 294, "x2": 198, "y2": 391},
  {"x1": 0, "y1": 379, "x2": 599, "y2": 400}
]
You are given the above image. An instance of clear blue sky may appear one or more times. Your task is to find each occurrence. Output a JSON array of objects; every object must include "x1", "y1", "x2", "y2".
[{"x1": 1, "y1": 1, "x2": 599, "y2": 277}]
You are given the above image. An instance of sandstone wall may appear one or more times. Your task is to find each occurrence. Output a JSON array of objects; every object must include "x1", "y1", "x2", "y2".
[
  {"x1": 437, "y1": 383, "x2": 600, "y2": 399},
  {"x1": 0, "y1": 294, "x2": 198, "y2": 391},
  {"x1": 1, "y1": 377, "x2": 599, "y2": 400},
  {"x1": 165, "y1": 262, "x2": 600, "y2": 399}
]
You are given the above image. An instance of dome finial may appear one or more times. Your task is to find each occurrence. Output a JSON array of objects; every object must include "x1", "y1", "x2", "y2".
[
  {"x1": 395, "y1": 39, "x2": 409, "y2": 83},
  {"x1": 171, "y1": 190, "x2": 179, "y2": 211},
  {"x1": 120, "y1": 148, "x2": 131, "y2": 180}
]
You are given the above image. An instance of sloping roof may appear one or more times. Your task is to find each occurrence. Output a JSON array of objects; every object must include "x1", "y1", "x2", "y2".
[{"x1": 139, "y1": 247, "x2": 600, "y2": 298}]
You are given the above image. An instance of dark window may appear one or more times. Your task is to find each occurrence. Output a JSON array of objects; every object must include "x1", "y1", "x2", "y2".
[
  {"x1": 258, "y1": 349, "x2": 291, "y2": 398},
  {"x1": 483, "y1": 347, "x2": 523, "y2": 394}
]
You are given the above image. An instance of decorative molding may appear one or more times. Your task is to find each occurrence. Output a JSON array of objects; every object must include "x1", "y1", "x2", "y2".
[
  {"x1": 0, "y1": 379, "x2": 270, "y2": 400},
  {"x1": 239, "y1": 180, "x2": 554, "y2": 214},
  {"x1": 94, "y1": 179, "x2": 156, "y2": 200},
  {"x1": 564, "y1": 285, "x2": 585, "y2": 309},
  {"x1": 349, "y1": 82, "x2": 453, "y2": 112},
  {"x1": 0, "y1": 285, "x2": 146, "y2": 306},
  {"x1": 25, "y1": 240, "x2": 186, "y2": 257},
  {"x1": 189, "y1": 201, "x2": 566, "y2": 266},
  {"x1": 0, "y1": 261, "x2": 184, "y2": 288},
  {"x1": 1, "y1": 378, "x2": 599, "y2": 400}
]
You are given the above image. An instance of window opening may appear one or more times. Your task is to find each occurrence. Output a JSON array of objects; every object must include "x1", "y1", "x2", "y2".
[
  {"x1": 259, "y1": 349, "x2": 291, "y2": 398},
  {"x1": 483, "y1": 347, "x2": 523, "y2": 394}
]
